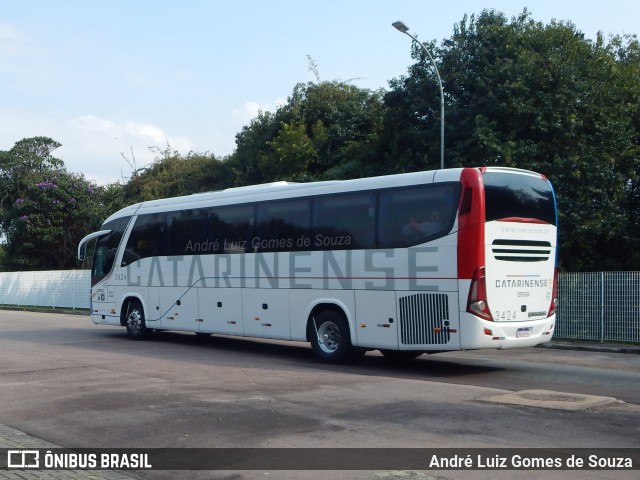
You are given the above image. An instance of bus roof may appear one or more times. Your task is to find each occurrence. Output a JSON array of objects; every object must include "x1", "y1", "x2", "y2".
[{"x1": 100, "y1": 167, "x2": 544, "y2": 224}]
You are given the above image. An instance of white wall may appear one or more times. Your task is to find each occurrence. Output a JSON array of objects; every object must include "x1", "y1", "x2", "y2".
[{"x1": 0, "y1": 270, "x2": 90, "y2": 309}]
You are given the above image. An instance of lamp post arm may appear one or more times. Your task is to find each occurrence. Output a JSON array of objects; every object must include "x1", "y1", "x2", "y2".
[{"x1": 398, "y1": 29, "x2": 445, "y2": 170}]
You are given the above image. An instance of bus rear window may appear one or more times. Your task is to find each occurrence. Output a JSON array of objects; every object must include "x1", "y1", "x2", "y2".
[{"x1": 483, "y1": 172, "x2": 556, "y2": 226}]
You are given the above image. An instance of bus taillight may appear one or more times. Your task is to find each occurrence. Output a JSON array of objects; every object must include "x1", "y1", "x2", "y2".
[
  {"x1": 547, "y1": 268, "x2": 558, "y2": 318},
  {"x1": 467, "y1": 267, "x2": 493, "y2": 321}
]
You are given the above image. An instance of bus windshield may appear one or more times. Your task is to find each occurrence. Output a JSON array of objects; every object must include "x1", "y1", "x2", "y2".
[
  {"x1": 91, "y1": 216, "x2": 131, "y2": 286},
  {"x1": 483, "y1": 171, "x2": 556, "y2": 225}
]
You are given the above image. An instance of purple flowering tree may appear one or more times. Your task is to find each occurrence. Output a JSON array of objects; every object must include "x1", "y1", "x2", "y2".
[
  {"x1": 0, "y1": 137, "x2": 114, "y2": 270},
  {"x1": 6, "y1": 171, "x2": 104, "y2": 269}
]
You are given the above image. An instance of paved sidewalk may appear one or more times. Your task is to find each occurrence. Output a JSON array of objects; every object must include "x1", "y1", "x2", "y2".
[
  {"x1": 540, "y1": 340, "x2": 640, "y2": 354},
  {"x1": 0, "y1": 423, "x2": 139, "y2": 480}
]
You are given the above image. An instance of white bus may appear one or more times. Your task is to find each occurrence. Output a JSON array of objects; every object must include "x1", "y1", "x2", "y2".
[{"x1": 78, "y1": 167, "x2": 558, "y2": 363}]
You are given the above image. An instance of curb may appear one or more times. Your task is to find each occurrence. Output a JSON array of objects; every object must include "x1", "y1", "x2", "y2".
[{"x1": 539, "y1": 341, "x2": 640, "y2": 355}]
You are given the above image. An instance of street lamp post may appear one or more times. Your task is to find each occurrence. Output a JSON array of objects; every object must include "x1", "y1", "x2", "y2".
[{"x1": 392, "y1": 20, "x2": 445, "y2": 170}]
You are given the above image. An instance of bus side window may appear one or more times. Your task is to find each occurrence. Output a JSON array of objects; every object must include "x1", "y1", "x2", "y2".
[
  {"x1": 378, "y1": 184, "x2": 460, "y2": 248},
  {"x1": 256, "y1": 199, "x2": 311, "y2": 252},
  {"x1": 378, "y1": 192, "x2": 408, "y2": 247},
  {"x1": 123, "y1": 214, "x2": 167, "y2": 264},
  {"x1": 209, "y1": 205, "x2": 255, "y2": 253},
  {"x1": 313, "y1": 193, "x2": 375, "y2": 250},
  {"x1": 166, "y1": 209, "x2": 208, "y2": 256}
]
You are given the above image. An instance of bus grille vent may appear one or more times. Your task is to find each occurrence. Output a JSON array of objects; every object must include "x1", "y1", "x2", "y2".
[
  {"x1": 492, "y1": 239, "x2": 552, "y2": 262},
  {"x1": 398, "y1": 293, "x2": 450, "y2": 345},
  {"x1": 459, "y1": 188, "x2": 473, "y2": 215}
]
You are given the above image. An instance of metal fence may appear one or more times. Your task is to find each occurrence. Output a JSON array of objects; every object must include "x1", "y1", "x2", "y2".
[
  {"x1": 556, "y1": 272, "x2": 640, "y2": 343},
  {"x1": 0, "y1": 269, "x2": 638, "y2": 343},
  {"x1": 0, "y1": 270, "x2": 90, "y2": 310}
]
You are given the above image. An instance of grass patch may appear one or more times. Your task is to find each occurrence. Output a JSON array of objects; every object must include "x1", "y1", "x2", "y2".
[{"x1": 0, "y1": 304, "x2": 89, "y2": 315}]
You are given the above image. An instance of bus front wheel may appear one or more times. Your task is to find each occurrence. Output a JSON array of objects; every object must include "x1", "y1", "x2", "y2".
[
  {"x1": 125, "y1": 300, "x2": 152, "y2": 340},
  {"x1": 310, "y1": 310, "x2": 358, "y2": 364}
]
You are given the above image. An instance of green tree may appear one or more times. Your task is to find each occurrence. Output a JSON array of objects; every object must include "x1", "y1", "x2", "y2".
[
  {"x1": 123, "y1": 145, "x2": 232, "y2": 202},
  {"x1": 0, "y1": 137, "x2": 64, "y2": 233},
  {"x1": 6, "y1": 171, "x2": 103, "y2": 269},
  {"x1": 230, "y1": 80, "x2": 386, "y2": 183},
  {"x1": 608, "y1": 33, "x2": 640, "y2": 269},
  {"x1": 384, "y1": 10, "x2": 640, "y2": 270},
  {"x1": 228, "y1": 109, "x2": 285, "y2": 186},
  {"x1": 96, "y1": 182, "x2": 130, "y2": 219},
  {"x1": 0, "y1": 137, "x2": 118, "y2": 270},
  {"x1": 381, "y1": 39, "x2": 444, "y2": 173}
]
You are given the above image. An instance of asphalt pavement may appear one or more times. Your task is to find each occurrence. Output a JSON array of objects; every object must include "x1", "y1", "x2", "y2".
[{"x1": 1, "y1": 338, "x2": 637, "y2": 480}]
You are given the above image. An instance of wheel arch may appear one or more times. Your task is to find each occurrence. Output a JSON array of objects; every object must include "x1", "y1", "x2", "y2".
[
  {"x1": 305, "y1": 299, "x2": 355, "y2": 344},
  {"x1": 120, "y1": 294, "x2": 147, "y2": 327}
]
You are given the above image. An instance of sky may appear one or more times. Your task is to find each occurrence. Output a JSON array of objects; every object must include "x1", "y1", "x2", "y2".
[{"x1": 2, "y1": 1, "x2": 639, "y2": 185}]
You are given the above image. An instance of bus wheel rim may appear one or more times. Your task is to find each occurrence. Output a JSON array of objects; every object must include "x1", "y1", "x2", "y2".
[
  {"x1": 127, "y1": 310, "x2": 142, "y2": 332},
  {"x1": 317, "y1": 321, "x2": 340, "y2": 354}
]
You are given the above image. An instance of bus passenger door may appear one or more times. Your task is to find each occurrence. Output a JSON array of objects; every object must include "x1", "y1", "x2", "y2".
[
  {"x1": 354, "y1": 291, "x2": 398, "y2": 349},
  {"x1": 198, "y1": 287, "x2": 244, "y2": 336}
]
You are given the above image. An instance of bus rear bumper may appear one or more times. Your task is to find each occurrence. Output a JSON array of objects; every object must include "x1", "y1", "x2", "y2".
[{"x1": 460, "y1": 313, "x2": 556, "y2": 350}]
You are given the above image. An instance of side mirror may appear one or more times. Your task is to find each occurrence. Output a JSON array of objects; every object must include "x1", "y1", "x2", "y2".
[{"x1": 77, "y1": 229, "x2": 111, "y2": 261}]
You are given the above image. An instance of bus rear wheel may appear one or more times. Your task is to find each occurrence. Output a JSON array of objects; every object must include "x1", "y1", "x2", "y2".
[
  {"x1": 125, "y1": 300, "x2": 152, "y2": 340},
  {"x1": 310, "y1": 310, "x2": 357, "y2": 364}
]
